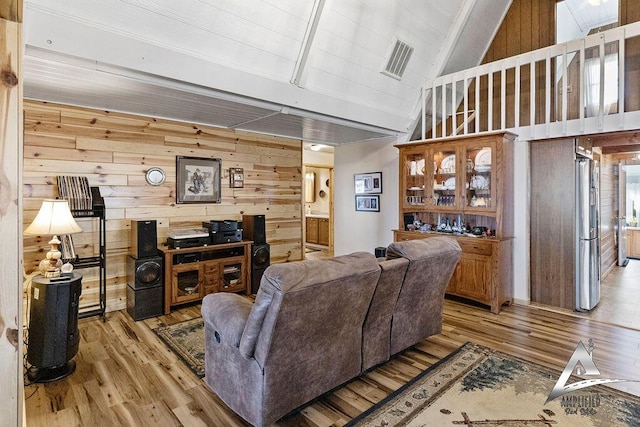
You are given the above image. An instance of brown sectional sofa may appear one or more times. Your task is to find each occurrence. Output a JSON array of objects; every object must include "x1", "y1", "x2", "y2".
[{"x1": 201, "y1": 236, "x2": 461, "y2": 426}]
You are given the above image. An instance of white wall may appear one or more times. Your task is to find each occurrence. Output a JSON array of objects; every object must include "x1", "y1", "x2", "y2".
[
  {"x1": 334, "y1": 136, "x2": 398, "y2": 255},
  {"x1": 304, "y1": 148, "x2": 334, "y2": 167}
]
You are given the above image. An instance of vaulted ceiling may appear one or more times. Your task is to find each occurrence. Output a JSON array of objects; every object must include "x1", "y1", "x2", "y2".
[{"x1": 23, "y1": 0, "x2": 512, "y2": 145}]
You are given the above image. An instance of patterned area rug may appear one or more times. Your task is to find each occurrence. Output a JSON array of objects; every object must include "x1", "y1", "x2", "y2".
[
  {"x1": 348, "y1": 342, "x2": 640, "y2": 426},
  {"x1": 154, "y1": 318, "x2": 205, "y2": 378}
]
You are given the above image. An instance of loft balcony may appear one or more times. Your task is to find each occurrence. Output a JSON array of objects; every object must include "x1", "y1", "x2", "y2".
[{"x1": 418, "y1": 21, "x2": 640, "y2": 142}]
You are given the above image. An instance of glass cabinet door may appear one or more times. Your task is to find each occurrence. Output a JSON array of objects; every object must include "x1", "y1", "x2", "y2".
[
  {"x1": 219, "y1": 257, "x2": 246, "y2": 292},
  {"x1": 171, "y1": 263, "x2": 203, "y2": 304},
  {"x1": 463, "y1": 142, "x2": 495, "y2": 210},
  {"x1": 432, "y1": 147, "x2": 458, "y2": 210},
  {"x1": 402, "y1": 149, "x2": 426, "y2": 209}
]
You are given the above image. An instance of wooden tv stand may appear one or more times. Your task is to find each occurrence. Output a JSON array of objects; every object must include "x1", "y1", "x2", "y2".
[{"x1": 160, "y1": 241, "x2": 252, "y2": 314}]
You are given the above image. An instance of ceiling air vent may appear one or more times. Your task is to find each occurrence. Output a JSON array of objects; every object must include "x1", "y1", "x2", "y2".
[{"x1": 382, "y1": 38, "x2": 413, "y2": 80}]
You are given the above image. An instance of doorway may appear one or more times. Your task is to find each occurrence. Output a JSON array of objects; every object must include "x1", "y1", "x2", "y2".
[
  {"x1": 577, "y1": 156, "x2": 640, "y2": 329},
  {"x1": 302, "y1": 143, "x2": 334, "y2": 259}
]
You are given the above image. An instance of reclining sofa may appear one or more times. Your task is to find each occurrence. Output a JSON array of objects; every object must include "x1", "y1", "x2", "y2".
[{"x1": 201, "y1": 236, "x2": 461, "y2": 426}]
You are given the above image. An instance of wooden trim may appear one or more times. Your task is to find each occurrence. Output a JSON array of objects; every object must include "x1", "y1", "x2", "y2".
[
  {"x1": 0, "y1": 0, "x2": 22, "y2": 23},
  {"x1": 0, "y1": 10, "x2": 23, "y2": 427}
]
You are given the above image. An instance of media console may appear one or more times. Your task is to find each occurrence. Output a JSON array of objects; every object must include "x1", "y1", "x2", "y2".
[{"x1": 160, "y1": 240, "x2": 252, "y2": 314}]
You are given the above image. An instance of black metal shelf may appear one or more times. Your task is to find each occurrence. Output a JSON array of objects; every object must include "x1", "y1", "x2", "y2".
[{"x1": 70, "y1": 187, "x2": 106, "y2": 322}]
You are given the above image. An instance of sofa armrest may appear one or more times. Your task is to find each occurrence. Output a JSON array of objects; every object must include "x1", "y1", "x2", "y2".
[{"x1": 201, "y1": 293, "x2": 253, "y2": 348}]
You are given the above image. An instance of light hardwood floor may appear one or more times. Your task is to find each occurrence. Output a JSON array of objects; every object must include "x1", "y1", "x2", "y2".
[
  {"x1": 580, "y1": 258, "x2": 640, "y2": 328},
  {"x1": 24, "y1": 297, "x2": 640, "y2": 427},
  {"x1": 530, "y1": 259, "x2": 640, "y2": 330}
]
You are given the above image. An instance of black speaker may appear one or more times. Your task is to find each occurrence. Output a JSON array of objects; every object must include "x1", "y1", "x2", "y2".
[
  {"x1": 251, "y1": 243, "x2": 270, "y2": 294},
  {"x1": 27, "y1": 273, "x2": 82, "y2": 382},
  {"x1": 403, "y1": 214, "x2": 414, "y2": 231},
  {"x1": 131, "y1": 220, "x2": 158, "y2": 258},
  {"x1": 127, "y1": 285, "x2": 163, "y2": 321},
  {"x1": 126, "y1": 254, "x2": 164, "y2": 321},
  {"x1": 127, "y1": 255, "x2": 163, "y2": 289},
  {"x1": 242, "y1": 214, "x2": 266, "y2": 244}
]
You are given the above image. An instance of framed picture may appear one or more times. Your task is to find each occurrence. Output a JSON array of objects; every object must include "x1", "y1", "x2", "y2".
[
  {"x1": 355, "y1": 195, "x2": 380, "y2": 212},
  {"x1": 354, "y1": 172, "x2": 382, "y2": 194},
  {"x1": 176, "y1": 156, "x2": 222, "y2": 203},
  {"x1": 229, "y1": 167, "x2": 244, "y2": 188}
]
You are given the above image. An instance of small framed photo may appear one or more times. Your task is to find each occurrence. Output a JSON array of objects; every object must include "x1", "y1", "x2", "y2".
[
  {"x1": 355, "y1": 195, "x2": 380, "y2": 212},
  {"x1": 176, "y1": 156, "x2": 222, "y2": 204},
  {"x1": 354, "y1": 172, "x2": 382, "y2": 194},
  {"x1": 229, "y1": 167, "x2": 244, "y2": 188}
]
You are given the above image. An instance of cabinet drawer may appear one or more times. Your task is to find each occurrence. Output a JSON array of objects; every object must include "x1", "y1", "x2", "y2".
[
  {"x1": 204, "y1": 262, "x2": 219, "y2": 274},
  {"x1": 458, "y1": 240, "x2": 493, "y2": 256}
]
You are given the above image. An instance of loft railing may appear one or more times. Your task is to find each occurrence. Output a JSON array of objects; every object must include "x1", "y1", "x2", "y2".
[{"x1": 420, "y1": 21, "x2": 640, "y2": 141}]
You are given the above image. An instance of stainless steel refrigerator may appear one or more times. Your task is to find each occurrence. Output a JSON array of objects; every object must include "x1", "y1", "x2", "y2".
[{"x1": 575, "y1": 153, "x2": 600, "y2": 311}]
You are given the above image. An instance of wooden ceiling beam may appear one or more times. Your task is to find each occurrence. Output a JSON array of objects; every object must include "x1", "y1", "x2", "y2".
[
  {"x1": 601, "y1": 143, "x2": 640, "y2": 154},
  {"x1": 591, "y1": 130, "x2": 640, "y2": 148}
]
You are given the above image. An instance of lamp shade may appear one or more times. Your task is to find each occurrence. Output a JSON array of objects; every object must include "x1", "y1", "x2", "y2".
[{"x1": 24, "y1": 199, "x2": 82, "y2": 236}]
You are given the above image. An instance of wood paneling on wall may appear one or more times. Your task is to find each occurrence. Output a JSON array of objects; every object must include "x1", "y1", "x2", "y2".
[
  {"x1": 599, "y1": 152, "x2": 617, "y2": 278},
  {"x1": 433, "y1": 0, "x2": 557, "y2": 137},
  {"x1": 530, "y1": 139, "x2": 575, "y2": 310},
  {"x1": 23, "y1": 101, "x2": 303, "y2": 313},
  {"x1": 482, "y1": 0, "x2": 555, "y2": 63}
]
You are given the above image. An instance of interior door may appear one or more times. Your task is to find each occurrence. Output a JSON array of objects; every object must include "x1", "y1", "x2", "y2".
[{"x1": 618, "y1": 162, "x2": 628, "y2": 266}]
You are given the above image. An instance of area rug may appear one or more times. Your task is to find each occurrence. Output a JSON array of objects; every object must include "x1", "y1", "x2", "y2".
[
  {"x1": 347, "y1": 342, "x2": 640, "y2": 426},
  {"x1": 154, "y1": 318, "x2": 205, "y2": 378}
]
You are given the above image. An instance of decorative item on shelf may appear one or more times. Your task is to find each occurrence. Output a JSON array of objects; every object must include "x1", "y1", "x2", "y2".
[
  {"x1": 466, "y1": 157, "x2": 474, "y2": 173},
  {"x1": 439, "y1": 154, "x2": 456, "y2": 174},
  {"x1": 474, "y1": 147, "x2": 492, "y2": 172},
  {"x1": 24, "y1": 199, "x2": 83, "y2": 278},
  {"x1": 229, "y1": 167, "x2": 244, "y2": 188}
]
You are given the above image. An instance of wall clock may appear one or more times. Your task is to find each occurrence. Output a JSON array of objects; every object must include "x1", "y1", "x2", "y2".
[{"x1": 145, "y1": 167, "x2": 166, "y2": 186}]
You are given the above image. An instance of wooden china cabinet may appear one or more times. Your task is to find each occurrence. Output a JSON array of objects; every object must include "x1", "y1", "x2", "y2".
[{"x1": 394, "y1": 131, "x2": 515, "y2": 313}]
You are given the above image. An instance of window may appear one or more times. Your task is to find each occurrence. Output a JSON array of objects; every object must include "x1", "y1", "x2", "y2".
[{"x1": 584, "y1": 53, "x2": 618, "y2": 117}]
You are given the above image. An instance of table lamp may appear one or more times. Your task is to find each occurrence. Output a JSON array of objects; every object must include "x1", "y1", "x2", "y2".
[{"x1": 24, "y1": 199, "x2": 82, "y2": 278}]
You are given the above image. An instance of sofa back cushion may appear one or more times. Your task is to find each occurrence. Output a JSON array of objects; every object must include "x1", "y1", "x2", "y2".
[
  {"x1": 385, "y1": 236, "x2": 461, "y2": 354},
  {"x1": 239, "y1": 251, "x2": 381, "y2": 420},
  {"x1": 361, "y1": 257, "x2": 408, "y2": 371}
]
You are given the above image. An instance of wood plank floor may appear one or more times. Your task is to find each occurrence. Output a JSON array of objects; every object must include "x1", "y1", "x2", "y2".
[{"x1": 24, "y1": 299, "x2": 640, "y2": 426}]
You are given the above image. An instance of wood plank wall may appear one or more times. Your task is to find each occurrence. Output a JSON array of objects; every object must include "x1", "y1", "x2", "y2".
[
  {"x1": 23, "y1": 101, "x2": 303, "y2": 313},
  {"x1": 599, "y1": 152, "x2": 617, "y2": 278},
  {"x1": 481, "y1": 0, "x2": 556, "y2": 132},
  {"x1": 530, "y1": 139, "x2": 575, "y2": 310}
]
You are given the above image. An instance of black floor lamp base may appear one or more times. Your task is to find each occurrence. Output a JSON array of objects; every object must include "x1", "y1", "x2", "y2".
[{"x1": 27, "y1": 360, "x2": 76, "y2": 383}]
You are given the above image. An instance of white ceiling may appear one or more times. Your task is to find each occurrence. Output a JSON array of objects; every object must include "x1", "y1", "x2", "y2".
[
  {"x1": 564, "y1": 0, "x2": 618, "y2": 34},
  {"x1": 23, "y1": 0, "x2": 512, "y2": 145}
]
